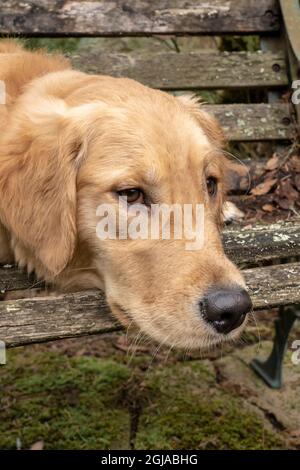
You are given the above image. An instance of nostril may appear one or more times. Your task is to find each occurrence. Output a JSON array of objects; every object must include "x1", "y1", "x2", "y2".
[
  {"x1": 200, "y1": 286, "x2": 252, "y2": 334},
  {"x1": 221, "y1": 312, "x2": 231, "y2": 321}
]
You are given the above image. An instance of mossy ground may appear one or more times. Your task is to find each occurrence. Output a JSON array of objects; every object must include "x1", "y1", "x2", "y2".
[
  {"x1": 0, "y1": 348, "x2": 131, "y2": 449},
  {"x1": 135, "y1": 361, "x2": 283, "y2": 450},
  {"x1": 0, "y1": 336, "x2": 293, "y2": 450}
]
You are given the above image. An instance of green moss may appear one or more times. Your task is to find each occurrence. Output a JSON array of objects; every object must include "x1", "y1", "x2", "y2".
[
  {"x1": 0, "y1": 347, "x2": 287, "y2": 450},
  {"x1": 0, "y1": 349, "x2": 131, "y2": 449},
  {"x1": 135, "y1": 362, "x2": 283, "y2": 450},
  {"x1": 219, "y1": 36, "x2": 260, "y2": 53},
  {"x1": 23, "y1": 38, "x2": 80, "y2": 54}
]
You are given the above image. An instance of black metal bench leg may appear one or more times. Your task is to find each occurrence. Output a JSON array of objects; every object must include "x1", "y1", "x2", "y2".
[{"x1": 250, "y1": 306, "x2": 299, "y2": 389}]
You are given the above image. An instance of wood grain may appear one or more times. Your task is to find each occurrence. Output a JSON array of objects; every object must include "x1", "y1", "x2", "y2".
[
  {"x1": 0, "y1": 0, "x2": 280, "y2": 36},
  {"x1": 71, "y1": 50, "x2": 288, "y2": 89},
  {"x1": 204, "y1": 104, "x2": 293, "y2": 141},
  {"x1": 223, "y1": 219, "x2": 300, "y2": 265}
]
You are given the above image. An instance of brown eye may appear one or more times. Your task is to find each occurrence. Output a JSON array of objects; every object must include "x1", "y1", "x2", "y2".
[
  {"x1": 117, "y1": 188, "x2": 144, "y2": 204},
  {"x1": 206, "y1": 177, "x2": 218, "y2": 197}
]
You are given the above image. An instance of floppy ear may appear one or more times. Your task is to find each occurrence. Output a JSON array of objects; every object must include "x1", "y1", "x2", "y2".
[
  {"x1": 176, "y1": 94, "x2": 226, "y2": 148},
  {"x1": 0, "y1": 99, "x2": 88, "y2": 276}
]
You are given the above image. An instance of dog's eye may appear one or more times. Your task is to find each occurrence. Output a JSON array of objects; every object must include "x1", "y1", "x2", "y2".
[
  {"x1": 117, "y1": 188, "x2": 145, "y2": 204},
  {"x1": 206, "y1": 177, "x2": 218, "y2": 197}
]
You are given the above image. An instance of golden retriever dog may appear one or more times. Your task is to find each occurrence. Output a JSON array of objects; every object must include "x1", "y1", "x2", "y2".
[{"x1": 0, "y1": 40, "x2": 252, "y2": 350}]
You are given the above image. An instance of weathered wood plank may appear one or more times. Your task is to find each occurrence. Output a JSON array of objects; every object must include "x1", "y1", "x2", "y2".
[
  {"x1": 0, "y1": 0, "x2": 280, "y2": 36},
  {"x1": 0, "y1": 267, "x2": 38, "y2": 292},
  {"x1": 0, "y1": 290, "x2": 121, "y2": 347},
  {"x1": 245, "y1": 262, "x2": 300, "y2": 310},
  {"x1": 204, "y1": 104, "x2": 294, "y2": 141},
  {"x1": 0, "y1": 262, "x2": 299, "y2": 347},
  {"x1": 1, "y1": 219, "x2": 299, "y2": 293},
  {"x1": 223, "y1": 219, "x2": 300, "y2": 265},
  {"x1": 71, "y1": 50, "x2": 288, "y2": 89}
]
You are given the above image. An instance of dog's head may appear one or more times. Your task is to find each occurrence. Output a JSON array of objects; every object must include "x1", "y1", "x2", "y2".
[{"x1": 0, "y1": 73, "x2": 252, "y2": 349}]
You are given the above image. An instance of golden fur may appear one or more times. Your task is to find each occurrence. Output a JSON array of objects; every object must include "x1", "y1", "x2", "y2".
[{"x1": 0, "y1": 41, "x2": 247, "y2": 349}]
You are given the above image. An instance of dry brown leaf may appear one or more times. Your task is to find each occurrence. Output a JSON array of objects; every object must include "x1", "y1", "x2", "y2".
[
  {"x1": 264, "y1": 169, "x2": 277, "y2": 180},
  {"x1": 250, "y1": 178, "x2": 277, "y2": 196},
  {"x1": 276, "y1": 179, "x2": 299, "y2": 201},
  {"x1": 294, "y1": 173, "x2": 300, "y2": 191},
  {"x1": 30, "y1": 440, "x2": 44, "y2": 450},
  {"x1": 262, "y1": 204, "x2": 274, "y2": 212},
  {"x1": 265, "y1": 154, "x2": 279, "y2": 171},
  {"x1": 274, "y1": 178, "x2": 299, "y2": 210},
  {"x1": 289, "y1": 155, "x2": 300, "y2": 172},
  {"x1": 277, "y1": 198, "x2": 291, "y2": 210}
]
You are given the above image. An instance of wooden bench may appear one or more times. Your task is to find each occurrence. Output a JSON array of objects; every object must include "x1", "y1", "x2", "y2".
[{"x1": 0, "y1": 0, "x2": 299, "y2": 388}]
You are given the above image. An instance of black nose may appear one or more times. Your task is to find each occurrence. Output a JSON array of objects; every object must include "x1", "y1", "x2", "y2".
[{"x1": 200, "y1": 287, "x2": 252, "y2": 334}]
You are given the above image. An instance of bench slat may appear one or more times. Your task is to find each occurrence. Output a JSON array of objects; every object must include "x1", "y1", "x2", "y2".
[
  {"x1": 0, "y1": 262, "x2": 299, "y2": 347},
  {"x1": 71, "y1": 50, "x2": 288, "y2": 90},
  {"x1": 1, "y1": 220, "x2": 299, "y2": 293},
  {"x1": 205, "y1": 104, "x2": 293, "y2": 141},
  {"x1": 0, "y1": 0, "x2": 280, "y2": 36},
  {"x1": 223, "y1": 219, "x2": 300, "y2": 265}
]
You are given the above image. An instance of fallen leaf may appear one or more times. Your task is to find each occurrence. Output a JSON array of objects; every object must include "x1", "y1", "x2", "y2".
[
  {"x1": 262, "y1": 204, "x2": 274, "y2": 212},
  {"x1": 282, "y1": 162, "x2": 290, "y2": 173},
  {"x1": 265, "y1": 154, "x2": 279, "y2": 171},
  {"x1": 276, "y1": 178, "x2": 299, "y2": 201},
  {"x1": 277, "y1": 198, "x2": 293, "y2": 210},
  {"x1": 30, "y1": 440, "x2": 44, "y2": 450},
  {"x1": 250, "y1": 178, "x2": 277, "y2": 196},
  {"x1": 265, "y1": 169, "x2": 279, "y2": 181},
  {"x1": 294, "y1": 173, "x2": 300, "y2": 191},
  {"x1": 289, "y1": 155, "x2": 300, "y2": 172},
  {"x1": 274, "y1": 178, "x2": 299, "y2": 210}
]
